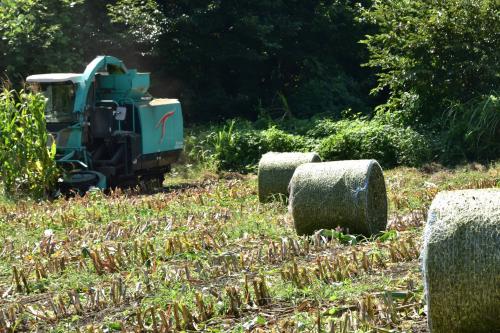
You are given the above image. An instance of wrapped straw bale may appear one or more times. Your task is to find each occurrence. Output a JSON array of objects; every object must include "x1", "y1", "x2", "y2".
[
  {"x1": 258, "y1": 152, "x2": 321, "y2": 202},
  {"x1": 422, "y1": 189, "x2": 500, "y2": 333},
  {"x1": 289, "y1": 159, "x2": 387, "y2": 236}
]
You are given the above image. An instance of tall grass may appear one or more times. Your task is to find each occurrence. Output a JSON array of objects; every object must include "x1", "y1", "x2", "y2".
[
  {"x1": 444, "y1": 93, "x2": 500, "y2": 162},
  {"x1": 0, "y1": 88, "x2": 59, "y2": 199}
]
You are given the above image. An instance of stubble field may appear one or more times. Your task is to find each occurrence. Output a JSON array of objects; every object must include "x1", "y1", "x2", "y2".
[{"x1": 0, "y1": 163, "x2": 498, "y2": 332}]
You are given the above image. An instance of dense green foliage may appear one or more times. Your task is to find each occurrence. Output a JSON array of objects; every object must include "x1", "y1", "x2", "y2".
[
  {"x1": 0, "y1": 0, "x2": 375, "y2": 121},
  {"x1": 362, "y1": 0, "x2": 499, "y2": 124},
  {"x1": 0, "y1": 0, "x2": 498, "y2": 169},
  {"x1": 0, "y1": 89, "x2": 59, "y2": 198},
  {"x1": 0, "y1": 0, "x2": 130, "y2": 79},
  {"x1": 153, "y1": 0, "x2": 375, "y2": 120},
  {"x1": 444, "y1": 94, "x2": 500, "y2": 162},
  {"x1": 361, "y1": 0, "x2": 499, "y2": 163},
  {"x1": 316, "y1": 118, "x2": 431, "y2": 167},
  {"x1": 187, "y1": 117, "x2": 431, "y2": 172}
]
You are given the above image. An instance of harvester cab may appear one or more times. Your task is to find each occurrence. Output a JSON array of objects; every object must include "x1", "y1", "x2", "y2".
[{"x1": 26, "y1": 56, "x2": 184, "y2": 191}]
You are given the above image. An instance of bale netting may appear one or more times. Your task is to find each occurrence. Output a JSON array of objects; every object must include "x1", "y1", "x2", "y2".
[
  {"x1": 289, "y1": 159, "x2": 387, "y2": 236},
  {"x1": 258, "y1": 152, "x2": 321, "y2": 202},
  {"x1": 422, "y1": 189, "x2": 500, "y2": 333}
]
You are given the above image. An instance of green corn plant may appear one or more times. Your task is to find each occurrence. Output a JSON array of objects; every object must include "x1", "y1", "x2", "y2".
[
  {"x1": 206, "y1": 120, "x2": 236, "y2": 170},
  {"x1": 0, "y1": 88, "x2": 59, "y2": 198}
]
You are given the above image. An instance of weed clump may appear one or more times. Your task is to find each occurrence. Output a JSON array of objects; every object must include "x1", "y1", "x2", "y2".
[
  {"x1": 317, "y1": 118, "x2": 432, "y2": 168},
  {"x1": 443, "y1": 93, "x2": 500, "y2": 163}
]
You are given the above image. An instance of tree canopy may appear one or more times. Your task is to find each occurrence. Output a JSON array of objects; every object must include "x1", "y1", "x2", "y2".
[
  {"x1": 362, "y1": 0, "x2": 499, "y2": 124},
  {"x1": 1, "y1": 0, "x2": 376, "y2": 121},
  {"x1": 1, "y1": 0, "x2": 498, "y2": 127}
]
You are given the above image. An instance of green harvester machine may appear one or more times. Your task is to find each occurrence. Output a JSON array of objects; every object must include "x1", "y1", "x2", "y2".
[{"x1": 26, "y1": 56, "x2": 184, "y2": 191}]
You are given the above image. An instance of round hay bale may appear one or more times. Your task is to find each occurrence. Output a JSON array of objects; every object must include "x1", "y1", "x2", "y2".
[
  {"x1": 258, "y1": 152, "x2": 321, "y2": 202},
  {"x1": 289, "y1": 159, "x2": 387, "y2": 236},
  {"x1": 422, "y1": 189, "x2": 500, "y2": 333}
]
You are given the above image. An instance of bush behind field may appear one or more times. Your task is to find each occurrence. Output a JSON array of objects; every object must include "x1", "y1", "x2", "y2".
[
  {"x1": 187, "y1": 117, "x2": 433, "y2": 172},
  {"x1": 317, "y1": 119, "x2": 432, "y2": 167},
  {"x1": 443, "y1": 93, "x2": 500, "y2": 163}
]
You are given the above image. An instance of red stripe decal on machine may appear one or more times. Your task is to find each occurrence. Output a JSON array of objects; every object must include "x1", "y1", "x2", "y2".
[{"x1": 156, "y1": 111, "x2": 175, "y2": 143}]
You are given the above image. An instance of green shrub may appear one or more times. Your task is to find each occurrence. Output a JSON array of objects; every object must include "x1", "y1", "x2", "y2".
[
  {"x1": 183, "y1": 125, "x2": 219, "y2": 166},
  {"x1": 317, "y1": 119, "x2": 394, "y2": 166},
  {"x1": 261, "y1": 127, "x2": 308, "y2": 152},
  {"x1": 0, "y1": 89, "x2": 59, "y2": 198},
  {"x1": 393, "y1": 126, "x2": 434, "y2": 166},
  {"x1": 202, "y1": 122, "x2": 312, "y2": 172},
  {"x1": 206, "y1": 120, "x2": 264, "y2": 172},
  {"x1": 306, "y1": 118, "x2": 338, "y2": 138},
  {"x1": 305, "y1": 111, "x2": 366, "y2": 138},
  {"x1": 187, "y1": 117, "x2": 432, "y2": 172},
  {"x1": 443, "y1": 93, "x2": 500, "y2": 162},
  {"x1": 317, "y1": 118, "x2": 431, "y2": 167}
]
